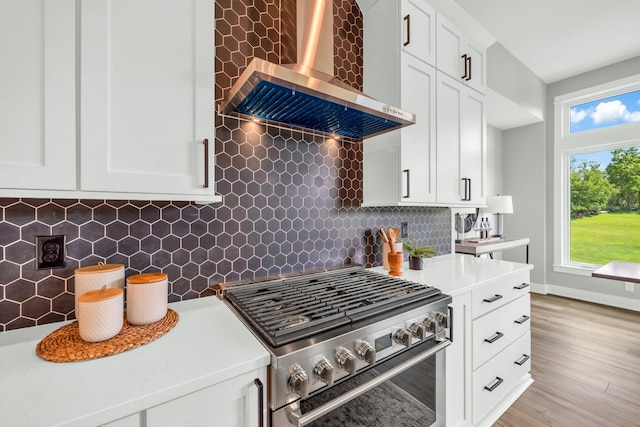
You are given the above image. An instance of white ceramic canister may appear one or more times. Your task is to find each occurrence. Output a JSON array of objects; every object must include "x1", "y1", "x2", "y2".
[
  {"x1": 74, "y1": 263, "x2": 125, "y2": 319},
  {"x1": 126, "y1": 272, "x2": 168, "y2": 325},
  {"x1": 77, "y1": 287, "x2": 124, "y2": 342},
  {"x1": 382, "y1": 242, "x2": 404, "y2": 270}
]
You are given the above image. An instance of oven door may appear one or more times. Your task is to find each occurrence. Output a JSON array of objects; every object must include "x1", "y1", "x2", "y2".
[{"x1": 272, "y1": 338, "x2": 450, "y2": 427}]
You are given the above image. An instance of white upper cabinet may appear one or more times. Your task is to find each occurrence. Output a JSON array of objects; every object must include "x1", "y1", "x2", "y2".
[
  {"x1": 359, "y1": 0, "x2": 437, "y2": 206},
  {"x1": 0, "y1": 0, "x2": 76, "y2": 191},
  {"x1": 400, "y1": 0, "x2": 436, "y2": 66},
  {"x1": 436, "y1": 71, "x2": 486, "y2": 206},
  {"x1": 80, "y1": 0, "x2": 216, "y2": 200},
  {"x1": 437, "y1": 13, "x2": 486, "y2": 94},
  {"x1": 0, "y1": 0, "x2": 219, "y2": 202}
]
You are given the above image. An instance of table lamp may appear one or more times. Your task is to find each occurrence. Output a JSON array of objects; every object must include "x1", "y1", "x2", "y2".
[{"x1": 485, "y1": 195, "x2": 513, "y2": 238}]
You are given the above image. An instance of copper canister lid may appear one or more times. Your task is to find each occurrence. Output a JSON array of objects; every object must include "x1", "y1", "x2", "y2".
[{"x1": 127, "y1": 272, "x2": 168, "y2": 284}]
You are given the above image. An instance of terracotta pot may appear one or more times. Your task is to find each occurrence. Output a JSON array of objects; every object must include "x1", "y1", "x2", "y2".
[{"x1": 409, "y1": 256, "x2": 423, "y2": 270}]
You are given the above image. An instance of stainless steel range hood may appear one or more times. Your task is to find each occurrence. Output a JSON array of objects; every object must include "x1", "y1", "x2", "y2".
[{"x1": 218, "y1": 0, "x2": 415, "y2": 140}]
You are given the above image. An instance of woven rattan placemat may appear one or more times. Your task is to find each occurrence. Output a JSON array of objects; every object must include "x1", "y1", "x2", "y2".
[{"x1": 35, "y1": 309, "x2": 179, "y2": 363}]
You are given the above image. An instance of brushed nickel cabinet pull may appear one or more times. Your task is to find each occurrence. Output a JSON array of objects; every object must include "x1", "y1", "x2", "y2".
[
  {"x1": 484, "y1": 376, "x2": 503, "y2": 392},
  {"x1": 403, "y1": 14, "x2": 410, "y2": 46},
  {"x1": 484, "y1": 331, "x2": 504, "y2": 344},
  {"x1": 203, "y1": 138, "x2": 209, "y2": 189},
  {"x1": 514, "y1": 282, "x2": 530, "y2": 290},
  {"x1": 482, "y1": 294, "x2": 503, "y2": 303},
  {"x1": 514, "y1": 315, "x2": 530, "y2": 325},
  {"x1": 515, "y1": 354, "x2": 530, "y2": 366}
]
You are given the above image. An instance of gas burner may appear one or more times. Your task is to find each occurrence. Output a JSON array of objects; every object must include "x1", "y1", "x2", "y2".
[{"x1": 280, "y1": 315, "x2": 311, "y2": 330}]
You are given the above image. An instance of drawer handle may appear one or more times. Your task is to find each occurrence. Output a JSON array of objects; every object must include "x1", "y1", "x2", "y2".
[
  {"x1": 514, "y1": 315, "x2": 530, "y2": 325},
  {"x1": 484, "y1": 332, "x2": 504, "y2": 344},
  {"x1": 515, "y1": 354, "x2": 530, "y2": 366},
  {"x1": 484, "y1": 377, "x2": 504, "y2": 392},
  {"x1": 483, "y1": 294, "x2": 503, "y2": 303},
  {"x1": 514, "y1": 283, "x2": 530, "y2": 290}
]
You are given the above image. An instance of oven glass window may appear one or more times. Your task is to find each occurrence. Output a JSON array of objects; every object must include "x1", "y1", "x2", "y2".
[{"x1": 299, "y1": 340, "x2": 439, "y2": 427}]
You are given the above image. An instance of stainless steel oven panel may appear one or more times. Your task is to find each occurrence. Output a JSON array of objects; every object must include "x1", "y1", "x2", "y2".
[
  {"x1": 270, "y1": 298, "x2": 451, "y2": 410},
  {"x1": 272, "y1": 340, "x2": 450, "y2": 427}
]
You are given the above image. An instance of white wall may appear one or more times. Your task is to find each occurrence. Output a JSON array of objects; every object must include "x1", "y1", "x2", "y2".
[{"x1": 502, "y1": 123, "x2": 545, "y2": 278}]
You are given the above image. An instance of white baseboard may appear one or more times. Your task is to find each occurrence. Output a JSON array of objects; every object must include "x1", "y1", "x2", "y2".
[{"x1": 530, "y1": 282, "x2": 640, "y2": 312}]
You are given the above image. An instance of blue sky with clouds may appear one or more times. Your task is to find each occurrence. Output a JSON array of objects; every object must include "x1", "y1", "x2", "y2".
[{"x1": 570, "y1": 90, "x2": 640, "y2": 133}]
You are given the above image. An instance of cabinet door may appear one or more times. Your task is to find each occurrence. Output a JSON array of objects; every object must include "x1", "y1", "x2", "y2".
[
  {"x1": 446, "y1": 293, "x2": 472, "y2": 427},
  {"x1": 436, "y1": 14, "x2": 464, "y2": 82},
  {"x1": 436, "y1": 72, "x2": 463, "y2": 204},
  {"x1": 0, "y1": 0, "x2": 76, "y2": 191},
  {"x1": 80, "y1": 0, "x2": 214, "y2": 198},
  {"x1": 400, "y1": 0, "x2": 436, "y2": 66},
  {"x1": 436, "y1": 14, "x2": 486, "y2": 94},
  {"x1": 461, "y1": 88, "x2": 486, "y2": 205},
  {"x1": 146, "y1": 370, "x2": 266, "y2": 427},
  {"x1": 436, "y1": 72, "x2": 485, "y2": 205},
  {"x1": 400, "y1": 54, "x2": 436, "y2": 203}
]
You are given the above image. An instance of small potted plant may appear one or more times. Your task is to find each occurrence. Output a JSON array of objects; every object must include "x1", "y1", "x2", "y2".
[{"x1": 402, "y1": 238, "x2": 438, "y2": 270}]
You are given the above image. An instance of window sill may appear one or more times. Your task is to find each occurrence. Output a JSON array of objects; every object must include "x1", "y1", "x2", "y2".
[{"x1": 553, "y1": 263, "x2": 600, "y2": 276}]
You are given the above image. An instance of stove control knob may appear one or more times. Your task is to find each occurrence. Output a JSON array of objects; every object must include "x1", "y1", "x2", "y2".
[
  {"x1": 355, "y1": 340, "x2": 376, "y2": 365},
  {"x1": 436, "y1": 312, "x2": 449, "y2": 328},
  {"x1": 288, "y1": 364, "x2": 309, "y2": 398},
  {"x1": 335, "y1": 347, "x2": 357, "y2": 375},
  {"x1": 423, "y1": 317, "x2": 438, "y2": 335},
  {"x1": 314, "y1": 357, "x2": 334, "y2": 386},
  {"x1": 409, "y1": 322, "x2": 427, "y2": 340},
  {"x1": 393, "y1": 329, "x2": 411, "y2": 347}
]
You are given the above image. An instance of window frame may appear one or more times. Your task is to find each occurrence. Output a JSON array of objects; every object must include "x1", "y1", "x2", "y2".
[{"x1": 554, "y1": 74, "x2": 640, "y2": 276}]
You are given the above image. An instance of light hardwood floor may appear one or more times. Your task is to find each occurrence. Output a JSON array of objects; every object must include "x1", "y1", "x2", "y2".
[{"x1": 494, "y1": 293, "x2": 640, "y2": 427}]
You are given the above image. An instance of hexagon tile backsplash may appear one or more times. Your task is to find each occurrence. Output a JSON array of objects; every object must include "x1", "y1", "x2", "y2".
[
  {"x1": 0, "y1": 0, "x2": 451, "y2": 331},
  {"x1": 0, "y1": 123, "x2": 450, "y2": 331}
]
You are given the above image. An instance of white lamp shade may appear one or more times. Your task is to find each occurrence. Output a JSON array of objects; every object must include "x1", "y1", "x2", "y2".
[{"x1": 485, "y1": 195, "x2": 513, "y2": 214}]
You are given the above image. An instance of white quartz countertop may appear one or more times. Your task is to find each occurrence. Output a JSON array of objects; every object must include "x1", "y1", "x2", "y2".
[
  {"x1": 0, "y1": 296, "x2": 269, "y2": 427},
  {"x1": 369, "y1": 254, "x2": 533, "y2": 297}
]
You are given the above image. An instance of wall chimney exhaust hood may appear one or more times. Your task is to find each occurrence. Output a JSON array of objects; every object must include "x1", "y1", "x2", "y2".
[{"x1": 218, "y1": 0, "x2": 415, "y2": 141}]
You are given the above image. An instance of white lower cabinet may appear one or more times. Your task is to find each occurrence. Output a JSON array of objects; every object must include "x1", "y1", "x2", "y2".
[
  {"x1": 147, "y1": 369, "x2": 266, "y2": 427},
  {"x1": 100, "y1": 369, "x2": 266, "y2": 427},
  {"x1": 446, "y1": 269, "x2": 532, "y2": 427}
]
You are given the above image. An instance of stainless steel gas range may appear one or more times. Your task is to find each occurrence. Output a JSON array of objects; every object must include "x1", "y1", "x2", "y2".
[{"x1": 220, "y1": 266, "x2": 452, "y2": 427}]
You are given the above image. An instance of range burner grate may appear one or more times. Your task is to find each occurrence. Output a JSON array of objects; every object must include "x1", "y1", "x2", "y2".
[{"x1": 225, "y1": 267, "x2": 440, "y2": 346}]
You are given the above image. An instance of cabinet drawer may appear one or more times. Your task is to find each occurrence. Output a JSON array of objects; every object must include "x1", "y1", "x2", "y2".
[
  {"x1": 473, "y1": 332, "x2": 531, "y2": 424},
  {"x1": 471, "y1": 271, "x2": 530, "y2": 319},
  {"x1": 473, "y1": 294, "x2": 530, "y2": 369}
]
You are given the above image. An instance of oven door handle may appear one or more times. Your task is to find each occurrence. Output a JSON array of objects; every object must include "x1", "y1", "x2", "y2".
[{"x1": 286, "y1": 339, "x2": 451, "y2": 427}]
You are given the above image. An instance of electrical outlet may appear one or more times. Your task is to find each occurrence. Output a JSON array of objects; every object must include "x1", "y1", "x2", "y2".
[
  {"x1": 625, "y1": 282, "x2": 635, "y2": 292},
  {"x1": 36, "y1": 235, "x2": 66, "y2": 270},
  {"x1": 400, "y1": 222, "x2": 408, "y2": 238}
]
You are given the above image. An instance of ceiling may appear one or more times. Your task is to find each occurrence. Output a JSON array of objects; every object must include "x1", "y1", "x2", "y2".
[{"x1": 455, "y1": 0, "x2": 640, "y2": 84}]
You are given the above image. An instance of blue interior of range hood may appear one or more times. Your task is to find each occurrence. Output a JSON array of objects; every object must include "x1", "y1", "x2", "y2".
[{"x1": 233, "y1": 80, "x2": 402, "y2": 140}]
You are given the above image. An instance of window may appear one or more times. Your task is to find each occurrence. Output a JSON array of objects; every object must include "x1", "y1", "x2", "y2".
[
  {"x1": 570, "y1": 89, "x2": 640, "y2": 134},
  {"x1": 554, "y1": 75, "x2": 640, "y2": 275}
]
